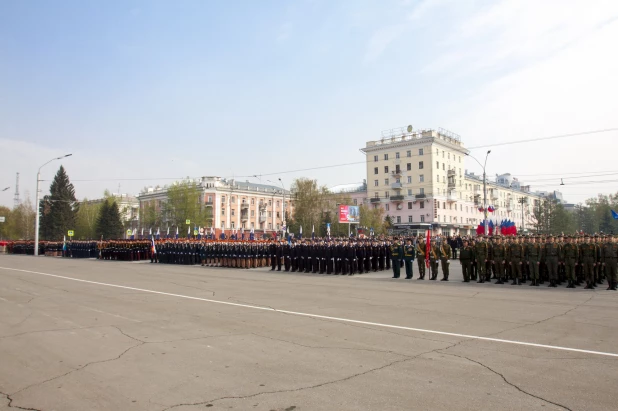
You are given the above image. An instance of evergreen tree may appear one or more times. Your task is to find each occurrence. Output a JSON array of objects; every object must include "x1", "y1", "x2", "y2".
[
  {"x1": 39, "y1": 166, "x2": 79, "y2": 240},
  {"x1": 95, "y1": 199, "x2": 124, "y2": 239}
]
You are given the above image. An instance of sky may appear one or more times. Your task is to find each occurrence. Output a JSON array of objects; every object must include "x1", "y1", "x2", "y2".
[{"x1": 1, "y1": 0, "x2": 617, "y2": 207}]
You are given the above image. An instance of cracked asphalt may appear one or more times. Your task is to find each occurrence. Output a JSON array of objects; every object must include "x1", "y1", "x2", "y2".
[{"x1": 0, "y1": 255, "x2": 617, "y2": 411}]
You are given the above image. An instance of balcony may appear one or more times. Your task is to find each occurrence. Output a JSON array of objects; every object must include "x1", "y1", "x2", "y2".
[
  {"x1": 205, "y1": 201, "x2": 213, "y2": 207},
  {"x1": 370, "y1": 198, "x2": 382, "y2": 203},
  {"x1": 391, "y1": 169, "x2": 403, "y2": 178},
  {"x1": 415, "y1": 194, "x2": 427, "y2": 199},
  {"x1": 447, "y1": 169, "x2": 456, "y2": 177},
  {"x1": 447, "y1": 191, "x2": 457, "y2": 202},
  {"x1": 259, "y1": 215, "x2": 267, "y2": 223},
  {"x1": 391, "y1": 182, "x2": 402, "y2": 190},
  {"x1": 241, "y1": 203, "x2": 249, "y2": 211},
  {"x1": 447, "y1": 180, "x2": 456, "y2": 188},
  {"x1": 391, "y1": 195, "x2": 405, "y2": 202},
  {"x1": 241, "y1": 214, "x2": 249, "y2": 222}
]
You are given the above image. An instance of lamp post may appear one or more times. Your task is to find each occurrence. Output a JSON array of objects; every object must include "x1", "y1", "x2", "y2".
[
  {"x1": 465, "y1": 151, "x2": 491, "y2": 235},
  {"x1": 518, "y1": 197, "x2": 527, "y2": 233},
  {"x1": 34, "y1": 154, "x2": 72, "y2": 256}
]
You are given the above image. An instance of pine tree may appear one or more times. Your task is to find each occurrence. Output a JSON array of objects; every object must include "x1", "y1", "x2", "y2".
[
  {"x1": 39, "y1": 166, "x2": 78, "y2": 240},
  {"x1": 95, "y1": 201, "x2": 110, "y2": 239},
  {"x1": 95, "y1": 199, "x2": 124, "y2": 239}
]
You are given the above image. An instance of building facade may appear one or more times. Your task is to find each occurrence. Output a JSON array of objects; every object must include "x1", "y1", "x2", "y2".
[
  {"x1": 138, "y1": 177, "x2": 292, "y2": 236},
  {"x1": 359, "y1": 127, "x2": 549, "y2": 236}
]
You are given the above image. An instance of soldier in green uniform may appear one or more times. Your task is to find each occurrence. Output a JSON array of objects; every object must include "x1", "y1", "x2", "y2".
[
  {"x1": 509, "y1": 236, "x2": 524, "y2": 285},
  {"x1": 601, "y1": 235, "x2": 618, "y2": 290},
  {"x1": 492, "y1": 236, "x2": 506, "y2": 284},
  {"x1": 474, "y1": 236, "x2": 489, "y2": 283},
  {"x1": 439, "y1": 238, "x2": 452, "y2": 281},
  {"x1": 403, "y1": 238, "x2": 416, "y2": 279},
  {"x1": 526, "y1": 236, "x2": 542, "y2": 286},
  {"x1": 562, "y1": 236, "x2": 579, "y2": 288},
  {"x1": 390, "y1": 238, "x2": 403, "y2": 278},
  {"x1": 543, "y1": 235, "x2": 561, "y2": 288},
  {"x1": 459, "y1": 239, "x2": 475, "y2": 282},
  {"x1": 429, "y1": 239, "x2": 440, "y2": 281},
  {"x1": 415, "y1": 235, "x2": 426, "y2": 280},
  {"x1": 580, "y1": 235, "x2": 597, "y2": 289}
]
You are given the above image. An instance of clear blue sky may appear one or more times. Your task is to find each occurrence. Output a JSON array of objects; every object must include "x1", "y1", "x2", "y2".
[{"x1": 1, "y1": 0, "x2": 617, "y2": 206}]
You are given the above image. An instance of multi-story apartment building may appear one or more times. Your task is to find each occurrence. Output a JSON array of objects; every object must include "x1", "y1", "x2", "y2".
[
  {"x1": 138, "y1": 176, "x2": 292, "y2": 236},
  {"x1": 87, "y1": 193, "x2": 139, "y2": 225},
  {"x1": 360, "y1": 127, "x2": 550, "y2": 236}
]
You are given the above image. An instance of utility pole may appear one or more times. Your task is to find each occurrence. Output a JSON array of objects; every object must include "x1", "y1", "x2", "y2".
[
  {"x1": 14, "y1": 172, "x2": 20, "y2": 208},
  {"x1": 466, "y1": 151, "x2": 491, "y2": 235},
  {"x1": 518, "y1": 197, "x2": 526, "y2": 233}
]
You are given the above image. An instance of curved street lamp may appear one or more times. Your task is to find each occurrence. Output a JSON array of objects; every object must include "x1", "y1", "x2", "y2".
[
  {"x1": 465, "y1": 150, "x2": 491, "y2": 235},
  {"x1": 34, "y1": 154, "x2": 72, "y2": 256}
]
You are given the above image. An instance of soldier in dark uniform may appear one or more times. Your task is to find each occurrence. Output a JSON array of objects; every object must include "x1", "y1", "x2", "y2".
[
  {"x1": 390, "y1": 238, "x2": 403, "y2": 278},
  {"x1": 459, "y1": 239, "x2": 474, "y2": 283},
  {"x1": 403, "y1": 238, "x2": 416, "y2": 279}
]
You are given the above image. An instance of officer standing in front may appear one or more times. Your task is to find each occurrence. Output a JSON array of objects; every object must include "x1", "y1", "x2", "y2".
[
  {"x1": 391, "y1": 238, "x2": 403, "y2": 278},
  {"x1": 403, "y1": 238, "x2": 416, "y2": 279}
]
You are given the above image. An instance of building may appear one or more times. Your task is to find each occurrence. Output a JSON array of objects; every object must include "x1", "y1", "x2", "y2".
[
  {"x1": 138, "y1": 177, "x2": 292, "y2": 237},
  {"x1": 87, "y1": 194, "x2": 139, "y2": 226},
  {"x1": 359, "y1": 126, "x2": 555, "y2": 236}
]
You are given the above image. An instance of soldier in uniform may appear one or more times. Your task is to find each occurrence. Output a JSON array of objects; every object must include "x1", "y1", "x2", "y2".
[
  {"x1": 390, "y1": 238, "x2": 403, "y2": 278},
  {"x1": 580, "y1": 235, "x2": 597, "y2": 289},
  {"x1": 601, "y1": 235, "x2": 618, "y2": 291},
  {"x1": 525, "y1": 236, "x2": 542, "y2": 286},
  {"x1": 543, "y1": 235, "x2": 560, "y2": 288},
  {"x1": 509, "y1": 236, "x2": 524, "y2": 285},
  {"x1": 492, "y1": 236, "x2": 506, "y2": 284},
  {"x1": 440, "y1": 238, "x2": 452, "y2": 281},
  {"x1": 403, "y1": 238, "x2": 415, "y2": 279},
  {"x1": 429, "y1": 239, "x2": 440, "y2": 281},
  {"x1": 459, "y1": 239, "x2": 474, "y2": 282},
  {"x1": 474, "y1": 236, "x2": 489, "y2": 283},
  {"x1": 562, "y1": 236, "x2": 579, "y2": 288},
  {"x1": 415, "y1": 235, "x2": 426, "y2": 280}
]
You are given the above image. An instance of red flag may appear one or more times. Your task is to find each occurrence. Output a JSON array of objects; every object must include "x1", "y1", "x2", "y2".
[{"x1": 425, "y1": 229, "x2": 431, "y2": 268}]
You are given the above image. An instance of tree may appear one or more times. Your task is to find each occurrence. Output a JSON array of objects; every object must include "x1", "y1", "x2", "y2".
[
  {"x1": 0, "y1": 206, "x2": 12, "y2": 240},
  {"x1": 359, "y1": 205, "x2": 385, "y2": 235},
  {"x1": 75, "y1": 198, "x2": 102, "y2": 239},
  {"x1": 39, "y1": 166, "x2": 79, "y2": 240},
  {"x1": 531, "y1": 198, "x2": 576, "y2": 235},
  {"x1": 95, "y1": 199, "x2": 124, "y2": 239},
  {"x1": 288, "y1": 178, "x2": 329, "y2": 237},
  {"x1": 163, "y1": 181, "x2": 211, "y2": 234}
]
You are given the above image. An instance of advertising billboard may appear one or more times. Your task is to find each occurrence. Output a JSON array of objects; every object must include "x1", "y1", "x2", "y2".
[{"x1": 338, "y1": 205, "x2": 360, "y2": 224}]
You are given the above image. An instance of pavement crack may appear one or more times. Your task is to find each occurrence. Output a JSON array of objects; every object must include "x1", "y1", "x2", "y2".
[
  {"x1": 484, "y1": 294, "x2": 596, "y2": 339},
  {"x1": 439, "y1": 351, "x2": 573, "y2": 411},
  {"x1": 161, "y1": 341, "x2": 459, "y2": 410},
  {"x1": 0, "y1": 391, "x2": 43, "y2": 411}
]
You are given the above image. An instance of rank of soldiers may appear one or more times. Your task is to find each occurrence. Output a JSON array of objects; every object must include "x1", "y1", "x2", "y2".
[{"x1": 6, "y1": 234, "x2": 618, "y2": 291}]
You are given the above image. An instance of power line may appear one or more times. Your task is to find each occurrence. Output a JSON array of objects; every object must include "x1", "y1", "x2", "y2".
[{"x1": 467, "y1": 127, "x2": 618, "y2": 149}]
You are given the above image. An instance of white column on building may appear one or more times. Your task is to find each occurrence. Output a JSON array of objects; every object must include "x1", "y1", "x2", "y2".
[
  {"x1": 236, "y1": 194, "x2": 241, "y2": 229},
  {"x1": 225, "y1": 190, "x2": 231, "y2": 230},
  {"x1": 215, "y1": 193, "x2": 221, "y2": 229}
]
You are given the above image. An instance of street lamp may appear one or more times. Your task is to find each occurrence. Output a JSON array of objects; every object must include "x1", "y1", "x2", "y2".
[
  {"x1": 465, "y1": 150, "x2": 491, "y2": 235},
  {"x1": 34, "y1": 154, "x2": 72, "y2": 256}
]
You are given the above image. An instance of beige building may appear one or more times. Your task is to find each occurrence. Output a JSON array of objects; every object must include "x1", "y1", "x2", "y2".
[
  {"x1": 360, "y1": 127, "x2": 547, "y2": 236},
  {"x1": 138, "y1": 177, "x2": 292, "y2": 236}
]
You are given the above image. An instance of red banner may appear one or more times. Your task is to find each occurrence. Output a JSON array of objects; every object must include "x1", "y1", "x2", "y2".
[{"x1": 425, "y1": 229, "x2": 431, "y2": 268}]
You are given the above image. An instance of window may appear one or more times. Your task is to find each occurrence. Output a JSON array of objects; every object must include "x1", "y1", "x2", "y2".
[
  {"x1": 250, "y1": 210, "x2": 255, "y2": 217},
  {"x1": 242, "y1": 223, "x2": 246, "y2": 229},
  {"x1": 276, "y1": 201, "x2": 280, "y2": 207},
  {"x1": 443, "y1": 202, "x2": 446, "y2": 208},
  {"x1": 408, "y1": 216, "x2": 413, "y2": 223},
  {"x1": 221, "y1": 196, "x2": 226, "y2": 203},
  {"x1": 385, "y1": 191, "x2": 390, "y2": 198},
  {"x1": 268, "y1": 223, "x2": 272, "y2": 229},
  {"x1": 353, "y1": 199, "x2": 357, "y2": 205},
  {"x1": 231, "y1": 196, "x2": 235, "y2": 202},
  {"x1": 459, "y1": 156, "x2": 461, "y2": 163},
  {"x1": 420, "y1": 215, "x2": 425, "y2": 222},
  {"x1": 396, "y1": 152, "x2": 400, "y2": 159},
  {"x1": 268, "y1": 200, "x2": 272, "y2": 206},
  {"x1": 208, "y1": 195, "x2": 213, "y2": 202},
  {"x1": 407, "y1": 163, "x2": 411, "y2": 171},
  {"x1": 276, "y1": 212, "x2": 280, "y2": 218},
  {"x1": 419, "y1": 161, "x2": 424, "y2": 169},
  {"x1": 374, "y1": 167, "x2": 379, "y2": 174},
  {"x1": 384, "y1": 166, "x2": 389, "y2": 173},
  {"x1": 250, "y1": 198, "x2": 254, "y2": 205},
  {"x1": 374, "y1": 180, "x2": 379, "y2": 186},
  {"x1": 436, "y1": 161, "x2": 439, "y2": 168},
  {"x1": 408, "y1": 189, "x2": 412, "y2": 195},
  {"x1": 231, "y1": 222, "x2": 235, "y2": 229},
  {"x1": 221, "y1": 221, "x2": 225, "y2": 228},
  {"x1": 442, "y1": 151, "x2": 445, "y2": 158},
  {"x1": 419, "y1": 148, "x2": 424, "y2": 156},
  {"x1": 437, "y1": 202, "x2": 440, "y2": 209},
  {"x1": 443, "y1": 176, "x2": 446, "y2": 183},
  {"x1": 395, "y1": 165, "x2": 401, "y2": 174},
  {"x1": 407, "y1": 176, "x2": 412, "y2": 183},
  {"x1": 396, "y1": 216, "x2": 401, "y2": 223},
  {"x1": 374, "y1": 155, "x2": 378, "y2": 162},
  {"x1": 406, "y1": 150, "x2": 411, "y2": 157},
  {"x1": 419, "y1": 188, "x2": 425, "y2": 194},
  {"x1": 268, "y1": 211, "x2": 272, "y2": 217},
  {"x1": 384, "y1": 153, "x2": 389, "y2": 160},
  {"x1": 420, "y1": 202, "x2": 425, "y2": 209},
  {"x1": 385, "y1": 204, "x2": 390, "y2": 211},
  {"x1": 442, "y1": 163, "x2": 445, "y2": 170},
  {"x1": 231, "y1": 209, "x2": 235, "y2": 216},
  {"x1": 385, "y1": 178, "x2": 389, "y2": 185},
  {"x1": 419, "y1": 175, "x2": 424, "y2": 183},
  {"x1": 408, "y1": 202, "x2": 413, "y2": 209},
  {"x1": 437, "y1": 175, "x2": 440, "y2": 182},
  {"x1": 276, "y1": 224, "x2": 280, "y2": 230}
]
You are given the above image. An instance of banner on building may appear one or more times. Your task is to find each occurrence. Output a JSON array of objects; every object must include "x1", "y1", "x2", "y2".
[{"x1": 338, "y1": 205, "x2": 360, "y2": 224}]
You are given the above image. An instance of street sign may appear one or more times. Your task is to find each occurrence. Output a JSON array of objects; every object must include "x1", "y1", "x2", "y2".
[
  {"x1": 0, "y1": 217, "x2": 5, "y2": 223},
  {"x1": 193, "y1": 230, "x2": 198, "y2": 235},
  {"x1": 68, "y1": 230, "x2": 74, "y2": 237},
  {"x1": 186, "y1": 219, "x2": 191, "y2": 225}
]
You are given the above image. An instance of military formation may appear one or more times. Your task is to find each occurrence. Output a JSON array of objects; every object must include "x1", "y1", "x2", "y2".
[{"x1": 6, "y1": 234, "x2": 618, "y2": 291}]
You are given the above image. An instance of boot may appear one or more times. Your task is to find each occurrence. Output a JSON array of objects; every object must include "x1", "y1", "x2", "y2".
[
  {"x1": 477, "y1": 278, "x2": 483, "y2": 283},
  {"x1": 495, "y1": 279, "x2": 503, "y2": 284},
  {"x1": 511, "y1": 279, "x2": 517, "y2": 285},
  {"x1": 529, "y1": 279, "x2": 535, "y2": 286},
  {"x1": 606, "y1": 281, "x2": 612, "y2": 290},
  {"x1": 552, "y1": 279, "x2": 558, "y2": 287},
  {"x1": 567, "y1": 280, "x2": 575, "y2": 289},
  {"x1": 611, "y1": 281, "x2": 617, "y2": 290},
  {"x1": 584, "y1": 282, "x2": 593, "y2": 289},
  {"x1": 548, "y1": 279, "x2": 553, "y2": 287},
  {"x1": 517, "y1": 278, "x2": 521, "y2": 285}
]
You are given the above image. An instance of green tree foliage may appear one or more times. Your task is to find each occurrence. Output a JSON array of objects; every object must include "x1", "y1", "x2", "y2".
[
  {"x1": 359, "y1": 204, "x2": 386, "y2": 235},
  {"x1": 39, "y1": 166, "x2": 79, "y2": 240},
  {"x1": 95, "y1": 199, "x2": 124, "y2": 239},
  {"x1": 287, "y1": 178, "x2": 330, "y2": 237},
  {"x1": 75, "y1": 198, "x2": 102, "y2": 239},
  {"x1": 0, "y1": 194, "x2": 37, "y2": 240},
  {"x1": 163, "y1": 181, "x2": 211, "y2": 231},
  {"x1": 531, "y1": 199, "x2": 576, "y2": 235}
]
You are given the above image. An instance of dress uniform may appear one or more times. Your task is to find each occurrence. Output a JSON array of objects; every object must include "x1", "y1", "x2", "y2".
[
  {"x1": 474, "y1": 237, "x2": 489, "y2": 283},
  {"x1": 403, "y1": 239, "x2": 415, "y2": 279},
  {"x1": 415, "y1": 236, "x2": 426, "y2": 280},
  {"x1": 439, "y1": 241, "x2": 452, "y2": 281},
  {"x1": 459, "y1": 240, "x2": 474, "y2": 282},
  {"x1": 390, "y1": 240, "x2": 403, "y2": 278}
]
